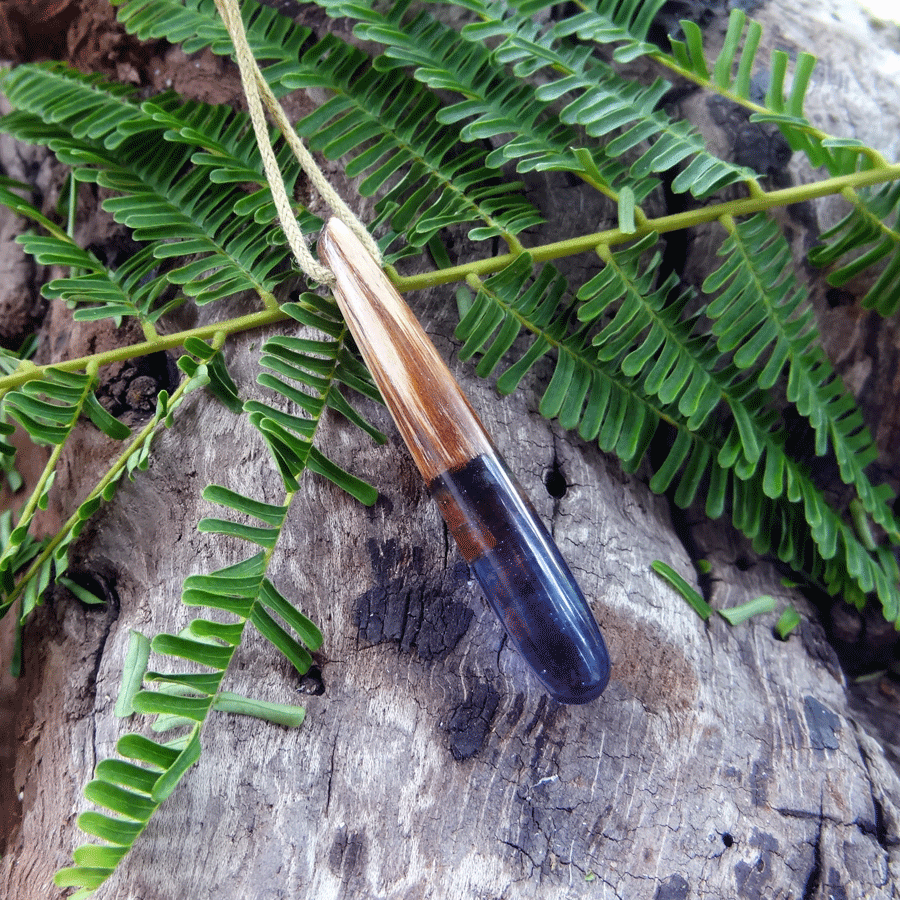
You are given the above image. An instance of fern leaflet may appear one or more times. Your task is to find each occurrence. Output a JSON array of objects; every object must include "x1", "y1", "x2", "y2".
[
  {"x1": 808, "y1": 181, "x2": 900, "y2": 316},
  {"x1": 461, "y1": 242, "x2": 900, "y2": 619},
  {"x1": 453, "y1": 0, "x2": 758, "y2": 197},
  {"x1": 55, "y1": 484, "x2": 322, "y2": 898}
]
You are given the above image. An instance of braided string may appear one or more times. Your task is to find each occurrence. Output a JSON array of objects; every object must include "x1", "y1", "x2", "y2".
[{"x1": 213, "y1": 0, "x2": 384, "y2": 284}]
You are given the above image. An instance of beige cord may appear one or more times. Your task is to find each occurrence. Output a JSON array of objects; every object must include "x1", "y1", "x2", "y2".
[{"x1": 213, "y1": 0, "x2": 383, "y2": 285}]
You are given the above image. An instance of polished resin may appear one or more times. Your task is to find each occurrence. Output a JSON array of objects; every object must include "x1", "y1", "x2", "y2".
[{"x1": 429, "y1": 453, "x2": 610, "y2": 704}]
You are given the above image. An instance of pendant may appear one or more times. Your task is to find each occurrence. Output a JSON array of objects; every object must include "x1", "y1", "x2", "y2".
[{"x1": 319, "y1": 218, "x2": 610, "y2": 703}]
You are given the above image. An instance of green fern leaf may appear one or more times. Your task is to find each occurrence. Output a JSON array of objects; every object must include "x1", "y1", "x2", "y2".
[
  {"x1": 71, "y1": 843, "x2": 131, "y2": 868},
  {"x1": 501, "y1": 0, "x2": 666, "y2": 49},
  {"x1": 705, "y1": 214, "x2": 898, "y2": 537},
  {"x1": 259, "y1": 578, "x2": 323, "y2": 651},
  {"x1": 284, "y1": 35, "x2": 543, "y2": 253},
  {"x1": 307, "y1": 446, "x2": 379, "y2": 505},
  {"x1": 54, "y1": 867, "x2": 115, "y2": 892},
  {"x1": 113, "y1": 0, "x2": 543, "y2": 255},
  {"x1": 647, "y1": 7, "x2": 867, "y2": 178},
  {"x1": 132, "y1": 690, "x2": 212, "y2": 721},
  {"x1": 463, "y1": 241, "x2": 899, "y2": 617},
  {"x1": 807, "y1": 182, "x2": 900, "y2": 315},
  {"x1": 212, "y1": 691, "x2": 306, "y2": 726},
  {"x1": 0, "y1": 64, "x2": 306, "y2": 311},
  {"x1": 3, "y1": 367, "x2": 91, "y2": 445},
  {"x1": 315, "y1": 1, "x2": 643, "y2": 198},
  {"x1": 93, "y1": 759, "x2": 160, "y2": 795},
  {"x1": 145, "y1": 670, "x2": 223, "y2": 694},
  {"x1": 0, "y1": 61, "x2": 144, "y2": 150},
  {"x1": 197, "y1": 517, "x2": 281, "y2": 548},
  {"x1": 111, "y1": 0, "x2": 314, "y2": 94},
  {"x1": 116, "y1": 734, "x2": 182, "y2": 769},
  {"x1": 84, "y1": 393, "x2": 132, "y2": 440},
  {"x1": 202, "y1": 484, "x2": 288, "y2": 526},
  {"x1": 82, "y1": 780, "x2": 157, "y2": 821},
  {"x1": 181, "y1": 338, "x2": 243, "y2": 412},
  {"x1": 75, "y1": 813, "x2": 142, "y2": 849},
  {"x1": 149, "y1": 728, "x2": 202, "y2": 802},
  {"x1": 249, "y1": 605, "x2": 313, "y2": 674},
  {"x1": 188, "y1": 617, "x2": 245, "y2": 645},
  {"x1": 150, "y1": 633, "x2": 234, "y2": 669},
  {"x1": 467, "y1": 3, "x2": 756, "y2": 198},
  {"x1": 144, "y1": 92, "x2": 320, "y2": 234},
  {"x1": 114, "y1": 630, "x2": 151, "y2": 717},
  {"x1": 250, "y1": 308, "x2": 380, "y2": 503}
]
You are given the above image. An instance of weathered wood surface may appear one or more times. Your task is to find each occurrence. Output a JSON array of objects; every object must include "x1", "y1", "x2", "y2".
[{"x1": 2, "y1": 1, "x2": 900, "y2": 898}]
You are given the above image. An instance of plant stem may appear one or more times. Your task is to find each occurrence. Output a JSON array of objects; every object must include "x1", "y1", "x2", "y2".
[
  {"x1": 393, "y1": 162, "x2": 900, "y2": 290},
  {"x1": 5, "y1": 360, "x2": 218, "y2": 606},
  {"x1": 4, "y1": 165, "x2": 896, "y2": 395},
  {"x1": 0, "y1": 309, "x2": 288, "y2": 392}
]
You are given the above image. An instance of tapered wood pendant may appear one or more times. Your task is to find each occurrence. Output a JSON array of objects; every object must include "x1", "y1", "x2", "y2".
[{"x1": 319, "y1": 218, "x2": 610, "y2": 703}]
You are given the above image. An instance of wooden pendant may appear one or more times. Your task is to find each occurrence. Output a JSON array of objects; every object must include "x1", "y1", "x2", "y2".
[{"x1": 319, "y1": 218, "x2": 610, "y2": 703}]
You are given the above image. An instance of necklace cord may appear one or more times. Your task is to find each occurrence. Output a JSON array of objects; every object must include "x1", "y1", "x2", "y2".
[{"x1": 213, "y1": 0, "x2": 384, "y2": 285}]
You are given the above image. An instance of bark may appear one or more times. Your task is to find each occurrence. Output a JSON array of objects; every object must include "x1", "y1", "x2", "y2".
[{"x1": 2, "y1": 1, "x2": 900, "y2": 899}]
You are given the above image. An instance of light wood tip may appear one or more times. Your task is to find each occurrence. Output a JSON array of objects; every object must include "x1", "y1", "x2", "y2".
[{"x1": 320, "y1": 217, "x2": 365, "y2": 262}]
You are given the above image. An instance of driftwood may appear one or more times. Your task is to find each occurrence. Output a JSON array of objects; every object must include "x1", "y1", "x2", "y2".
[{"x1": 2, "y1": 1, "x2": 900, "y2": 898}]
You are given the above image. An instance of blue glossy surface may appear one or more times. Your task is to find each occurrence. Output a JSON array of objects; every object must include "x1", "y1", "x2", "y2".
[{"x1": 430, "y1": 453, "x2": 610, "y2": 704}]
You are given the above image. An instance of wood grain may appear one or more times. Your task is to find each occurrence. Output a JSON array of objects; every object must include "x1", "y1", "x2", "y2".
[{"x1": 319, "y1": 217, "x2": 492, "y2": 482}]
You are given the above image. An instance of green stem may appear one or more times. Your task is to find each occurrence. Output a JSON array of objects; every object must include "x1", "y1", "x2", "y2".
[
  {"x1": 393, "y1": 162, "x2": 900, "y2": 290},
  {"x1": 12, "y1": 440, "x2": 66, "y2": 540},
  {"x1": 3, "y1": 165, "x2": 897, "y2": 399},
  {"x1": 0, "y1": 308, "x2": 287, "y2": 392},
  {"x1": 647, "y1": 52, "x2": 893, "y2": 171},
  {"x1": 66, "y1": 174, "x2": 76, "y2": 240},
  {"x1": 6, "y1": 361, "x2": 215, "y2": 606},
  {"x1": 5, "y1": 372, "x2": 94, "y2": 544}
]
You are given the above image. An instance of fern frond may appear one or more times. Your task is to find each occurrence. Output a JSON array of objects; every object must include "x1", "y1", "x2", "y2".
[
  {"x1": 453, "y1": 0, "x2": 757, "y2": 198},
  {"x1": 19, "y1": 235, "x2": 174, "y2": 324},
  {"x1": 55, "y1": 728, "x2": 203, "y2": 896},
  {"x1": 0, "y1": 63, "x2": 309, "y2": 311},
  {"x1": 59, "y1": 477, "x2": 322, "y2": 897},
  {"x1": 0, "y1": 62, "x2": 143, "y2": 150},
  {"x1": 704, "y1": 214, "x2": 898, "y2": 537},
  {"x1": 619, "y1": 7, "x2": 889, "y2": 179},
  {"x1": 578, "y1": 238, "x2": 898, "y2": 611},
  {"x1": 808, "y1": 182, "x2": 900, "y2": 315},
  {"x1": 315, "y1": 0, "x2": 647, "y2": 200},
  {"x1": 3, "y1": 367, "x2": 93, "y2": 447},
  {"x1": 462, "y1": 243, "x2": 900, "y2": 620},
  {"x1": 249, "y1": 297, "x2": 381, "y2": 503},
  {"x1": 283, "y1": 35, "x2": 543, "y2": 254},
  {"x1": 547, "y1": 4, "x2": 884, "y2": 181},
  {"x1": 107, "y1": 0, "x2": 543, "y2": 256}
]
